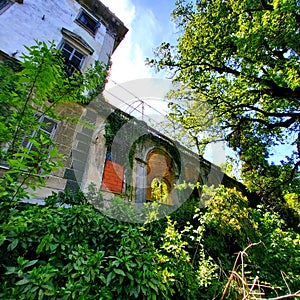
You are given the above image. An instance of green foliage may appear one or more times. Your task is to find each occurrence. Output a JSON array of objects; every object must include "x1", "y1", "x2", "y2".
[
  {"x1": 85, "y1": 184, "x2": 176, "y2": 224},
  {"x1": 150, "y1": 178, "x2": 169, "y2": 203},
  {"x1": 104, "y1": 110, "x2": 129, "y2": 147},
  {"x1": 1, "y1": 185, "x2": 299, "y2": 299},
  {"x1": 197, "y1": 186, "x2": 300, "y2": 298},
  {"x1": 284, "y1": 193, "x2": 300, "y2": 212},
  {"x1": 44, "y1": 190, "x2": 87, "y2": 207},
  {"x1": 149, "y1": 0, "x2": 300, "y2": 205},
  {"x1": 102, "y1": 194, "x2": 143, "y2": 223},
  {"x1": 164, "y1": 85, "x2": 224, "y2": 155},
  {"x1": 0, "y1": 193, "x2": 203, "y2": 299},
  {"x1": 0, "y1": 41, "x2": 107, "y2": 202}
]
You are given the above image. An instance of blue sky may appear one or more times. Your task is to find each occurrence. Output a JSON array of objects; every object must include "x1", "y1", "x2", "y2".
[
  {"x1": 99, "y1": 1, "x2": 228, "y2": 167},
  {"x1": 100, "y1": 0, "x2": 177, "y2": 86}
]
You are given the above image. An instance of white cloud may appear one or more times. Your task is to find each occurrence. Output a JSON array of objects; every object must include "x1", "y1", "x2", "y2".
[
  {"x1": 100, "y1": 0, "x2": 135, "y2": 25},
  {"x1": 100, "y1": 0, "x2": 160, "y2": 88}
]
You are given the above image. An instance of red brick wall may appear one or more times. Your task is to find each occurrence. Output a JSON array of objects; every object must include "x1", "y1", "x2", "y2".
[{"x1": 101, "y1": 160, "x2": 124, "y2": 193}]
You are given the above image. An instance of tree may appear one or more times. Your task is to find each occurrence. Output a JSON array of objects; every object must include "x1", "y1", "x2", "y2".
[
  {"x1": 165, "y1": 84, "x2": 224, "y2": 156},
  {"x1": 0, "y1": 41, "x2": 107, "y2": 203},
  {"x1": 148, "y1": 0, "x2": 300, "y2": 204}
]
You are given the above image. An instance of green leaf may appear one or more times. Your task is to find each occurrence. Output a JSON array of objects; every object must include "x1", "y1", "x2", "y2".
[
  {"x1": 37, "y1": 237, "x2": 46, "y2": 254},
  {"x1": 23, "y1": 259, "x2": 38, "y2": 269},
  {"x1": 38, "y1": 288, "x2": 44, "y2": 299},
  {"x1": 49, "y1": 243, "x2": 59, "y2": 251},
  {"x1": 126, "y1": 272, "x2": 134, "y2": 281},
  {"x1": 5, "y1": 266, "x2": 16, "y2": 275},
  {"x1": 114, "y1": 269, "x2": 126, "y2": 276},
  {"x1": 148, "y1": 281, "x2": 158, "y2": 294},
  {"x1": 99, "y1": 274, "x2": 106, "y2": 284},
  {"x1": 16, "y1": 278, "x2": 31, "y2": 285},
  {"x1": 7, "y1": 239, "x2": 18, "y2": 251},
  {"x1": 106, "y1": 272, "x2": 114, "y2": 286}
]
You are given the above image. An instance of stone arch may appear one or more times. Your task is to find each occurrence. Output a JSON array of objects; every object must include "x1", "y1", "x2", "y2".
[{"x1": 145, "y1": 149, "x2": 177, "y2": 205}]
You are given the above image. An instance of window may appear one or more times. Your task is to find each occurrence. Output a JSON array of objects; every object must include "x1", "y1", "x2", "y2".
[
  {"x1": 0, "y1": 0, "x2": 13, "y2": 14},
  {"x1": 76, "y1": 10, "x2": 99, "y2": 35},
  {"x1": 22, "y1": 114, "x2": 57, "y2": 152},
  {"x1": 60, "y1": 42, "x2": 85, "y2": 75},
  {"x1": 146, "y1": 151, "x2": 174, "y2": 205},
  {"x1": 0, "y1": 114, "x2": 57, "y2": 171}
]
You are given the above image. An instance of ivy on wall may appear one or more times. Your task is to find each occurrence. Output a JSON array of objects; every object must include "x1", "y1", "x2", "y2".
[
  {"x1": 128, "y1": 133, "x2": 181, "y2": 172},
  {"x1": 104, "y1": 109, "x2": 129, "y2": 147}
]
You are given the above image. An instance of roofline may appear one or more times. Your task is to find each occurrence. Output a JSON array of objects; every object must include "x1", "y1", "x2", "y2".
[{"x1": 76, "y1": 0, "x2": 129, "y2": 52}]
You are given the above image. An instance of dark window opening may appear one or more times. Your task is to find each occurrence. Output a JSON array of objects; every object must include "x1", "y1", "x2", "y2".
[
  {"x1": 60, "y1": 42, "x2": 85, "y2": 75},
  {"x1": 0, "y1": 0, "x2": 12, "y2": 14},
  {"x1": 106, "y1": 149, "x2": 112, "y2": 161},
  {"x1": 76, "y1": 11, "x2": 99, "y2": 34}
]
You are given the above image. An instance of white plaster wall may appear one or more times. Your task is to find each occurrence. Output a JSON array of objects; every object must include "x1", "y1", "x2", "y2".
[
  {"x1": 0, "y1": 0, "x2": 113, "y2": 68},
  {"x1": 98, "y1": 33, "x2": 114, "y2": 64}
]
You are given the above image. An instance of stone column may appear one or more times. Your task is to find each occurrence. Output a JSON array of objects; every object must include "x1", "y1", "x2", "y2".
[{"x1": 134, "y1": 158, "x2": 147, "y2": 207}]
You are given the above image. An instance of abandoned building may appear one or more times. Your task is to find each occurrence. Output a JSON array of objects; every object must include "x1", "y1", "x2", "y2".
[
  {"x1": 0, "y1": 0, "x2": 127, "y2": 69},
  {"x1": 0, "y1": 0, "x2": 240, "y2": 211}
]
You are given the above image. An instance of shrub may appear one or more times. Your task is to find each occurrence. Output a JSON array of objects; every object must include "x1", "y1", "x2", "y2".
[{"x1": 0, "y1": 192, "x2": 202, "y2": 299}]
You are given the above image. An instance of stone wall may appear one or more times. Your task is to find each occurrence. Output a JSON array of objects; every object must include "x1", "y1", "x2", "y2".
[
  {"x1": 40, "y1": 100, "x2": 244, "y2": 204},
  {"x1": 0, "y1": 91, "x2": 244, "y2": 204}
]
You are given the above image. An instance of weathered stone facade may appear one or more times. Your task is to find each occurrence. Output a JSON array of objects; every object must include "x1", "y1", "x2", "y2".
[
  {"x1": 0, "y1": 0, "x2": 127, "y2": 199},
  {"x1": 37, "y1": 98, "x2": 242, "y2": 207},
  {"x1": 0, "y1": 0, "x2": 243, "y2": 207}
]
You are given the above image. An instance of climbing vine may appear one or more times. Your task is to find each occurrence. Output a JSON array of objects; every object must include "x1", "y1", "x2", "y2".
[{"x1": 104, "y1": 109, "x2": 129, "y2": 147}]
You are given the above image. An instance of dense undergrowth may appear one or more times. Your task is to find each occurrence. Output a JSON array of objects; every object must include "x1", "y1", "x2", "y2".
[
  {"x1": 0, "y1": 41, "x2": 299, "y2": 299},
  {"x1": 0, "y1": 186, "x2": 299, "y2": 299}
]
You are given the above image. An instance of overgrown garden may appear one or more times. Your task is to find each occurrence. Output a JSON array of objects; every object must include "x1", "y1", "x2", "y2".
[{"x1": 1, "y1": 0, "x2": 300, "y2": 297}]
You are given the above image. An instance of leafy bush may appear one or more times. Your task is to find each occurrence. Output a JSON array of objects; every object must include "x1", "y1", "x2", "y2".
[
  {"x1": 196, "y1": 186, "x2": 300, "y2": 299},
  {"x1": 1, "y1": 185, "x2": 299, "y2": 299},
  {"x1": 0, "y1": 192, "x2": 203, "y2": 299}
]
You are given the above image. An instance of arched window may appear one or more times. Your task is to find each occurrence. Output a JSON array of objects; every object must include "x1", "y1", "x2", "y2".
[{"x1": 146, "y1": 150, "x2": 174, "y2": 205}]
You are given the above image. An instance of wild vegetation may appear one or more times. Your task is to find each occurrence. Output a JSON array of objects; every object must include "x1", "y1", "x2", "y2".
[
  {"x1": 1, "y1": 0, "x2": 300, "y2": 296},
  {"x1": 148, "y1": 0, "x2": 300, "y2": 208},
  {"x1": 1, "y1": 186, "x2": 299, "y2": 299}
]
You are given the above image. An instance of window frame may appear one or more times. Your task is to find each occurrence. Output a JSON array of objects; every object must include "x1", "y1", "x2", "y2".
[
  {"x1": 0, "y1": 114, "x2": 58, "y2": 171},
  {"x1": 60, "y1": 41, "x2": 86, "y2": 74},
  {"x1": 0, "y1": 0, "x2": 13, "y2": 14},
  {"x1": 75, "y1": 9, "x2": 100, "y2": 35},
  {"x1": 22, "y1": 114, "x2": 58, "y2": 152}
]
